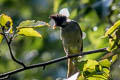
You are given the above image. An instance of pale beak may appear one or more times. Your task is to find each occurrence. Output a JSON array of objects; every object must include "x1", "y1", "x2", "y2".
[
  {"x1": 53, "y1": 25, "x2": 56, "y2": 29},
  {"x1": 49, "y1": 19, "x2": 56, "y2": 29}
]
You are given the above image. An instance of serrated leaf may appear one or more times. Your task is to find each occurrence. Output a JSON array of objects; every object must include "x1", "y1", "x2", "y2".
[
  {"x1": 105, "y1": 20, "x2": 120, "y2": 37},
  {"x1": 99, "y1": 59, "x2": 111, "y2": 68},
  {"x1": 0, "y1": 34, "x2": 3, "y2": 44},
  {"x1": 0, "y1": 14, "x2": 13, "y2": 33},
  {"x1": 18, "y1": 28, "x2": 42, "y2": 37},
  {"x1": 17, "y1": 20, "x2": 48, "y2": 29},
  {"x1": 111, "y1": 55, "x2": 118, "y2": 63}
]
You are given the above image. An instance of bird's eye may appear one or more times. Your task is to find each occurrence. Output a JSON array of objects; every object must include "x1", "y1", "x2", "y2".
[{"x1": 59, "y1": 8, "x2": 70, "y2": 17}]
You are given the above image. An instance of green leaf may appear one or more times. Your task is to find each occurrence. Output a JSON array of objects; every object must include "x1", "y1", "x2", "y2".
[
  {"x1": 102, "y1": 68, "x2": 110, "y2": 78},
  {"x1": 76, "y1": 61, "x2": 87, "y2": 71},
  {"x1": 87, "y1": 77, "x2": 105, "y2": 80},
  {"x1": 0, "y1": 34, "x2": 3, "y2": 44},
  {"x1": 17, "y1": 20, "x2": 48, "y2": 29},
  {"x1": 111, "y1": 54, "x2": 118, "y2": 63},
  {"x1": 77, "y1": 60, "x2": 110, "y2": 80},
  {"x1": 107, "y1": 28, "x2": 120, "y2": 51},
  {"x1": 107, "y1": 33, "x2": 116, "y2": 51},
  {"x1": 99, "y1": 59, "x2": 111, "y2": 68},
  {"x1": 70, "y1": 9, "x2": 77, "y2": 19},
  {"x1": 53, "y1": 0, "x2": 62, "y2": 13},
  {"x1": 16, "y1": 20, "x2": 48, "y2": 38},
  {"x1": 0, "y1": 14, "x2": 13, "y2": 33},
  {"x1": 83, "y1": 60, "x2": 98, "y2": 72},
  {"x1": 17, "y1": 28, "x2": 42, "y2": 37},
  {"x1": 0, "y1": 14, "x2": 13, "y2": 27},
  {"x1": 87, "y1": 68, "x2": 109, "y2": 80},
  {"x1": 105, "y1": 20, "x2": 120, "y2": 37},
  {"x1": 78, "y1": 74, "x2": 85, "y2": 80}
]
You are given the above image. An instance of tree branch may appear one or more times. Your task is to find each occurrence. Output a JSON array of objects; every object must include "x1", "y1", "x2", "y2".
[
  {"x1": 0, "y1": 75, "x2": 10, "y2": 80},
  {"x1": 0, "y1": 48, "x2": 107, "y2": 79},
  {"x1": 1, "y1": 27, "x2": 26, "y2": 68},
  {"x1": 0, "y1": 32, "x2": 4, "y2": 35}
]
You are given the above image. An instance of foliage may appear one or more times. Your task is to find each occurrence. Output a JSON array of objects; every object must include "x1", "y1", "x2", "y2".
[
  {"x1": 0, "y1": 14, "x2": 48, "y2": 38},
  {"x1": 104, "y1": 20, "x2": 120, "y2": 52},
  {"x1": 0, "y1": 0, "x2": 120, "y2": 80},
  {"x1": 78, "y1": 59, "x2": 110, "y2": 80}
]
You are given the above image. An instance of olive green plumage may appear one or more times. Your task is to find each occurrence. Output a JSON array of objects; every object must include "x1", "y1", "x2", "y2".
[
  {"x1": 61, "y1": 20, "x2": 83, "y2": 77},
  {"x1": 61, "y1": 20, "x2": 83, "y2": 55},
  {"x1": 50, "y1": 14, "x2": 83, "y2": 78}
]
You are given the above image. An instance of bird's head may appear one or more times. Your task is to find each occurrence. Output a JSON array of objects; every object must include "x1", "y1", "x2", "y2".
[
  {"x1": 49, "y1": 8, "x2": 70, "y2": 29},
  {"x1": 49, "y1": 14, "x2": 67, "y2": 29}
]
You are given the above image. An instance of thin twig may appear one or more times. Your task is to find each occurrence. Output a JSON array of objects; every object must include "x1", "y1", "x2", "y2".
[
  {"x1": 0, "y1": 48, "x2": 107, "y2": 78},
  {"x1": 1, "y1": 27, "x2": 26, "y2": 68},
  {"x1": 101, "y1": 52, "x2": 114, "y2": 60},
  {"x1": 0, "y1": 32, "x2": 4, "y2": 35},
  {"x1": 0, "y1": 75, "x2": 10, "y2": 80},
  {"x1": 9, "y1": 31, "x2": 16, "y2": 44}
]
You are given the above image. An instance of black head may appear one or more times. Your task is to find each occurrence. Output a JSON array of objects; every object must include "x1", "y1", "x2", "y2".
[{"x1": 50, "y1": 14, "x2": 67, "y2": 27}]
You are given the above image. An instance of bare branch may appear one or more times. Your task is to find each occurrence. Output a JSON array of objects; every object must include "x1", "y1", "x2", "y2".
[
  {"x1": 0, "y1": 48, "x2": 107, "y2": 79},
  {"x1": 0, "y1": 32, "x2": 4, "y2": 35},
  {"x1": 1, "y1": 27, "x2": 26, "y2": 68},
  {"x1": 101, "y1": 52, "x2": 114, "y2": 60},
  {"x1": 9, "y1": 31, "x2": 16, "y2": 44},
  {"x1": 0, "y1": 75, "x2": 10, "y2": 80}
]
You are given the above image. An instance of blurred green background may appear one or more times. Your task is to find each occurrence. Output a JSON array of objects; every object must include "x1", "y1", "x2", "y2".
[{"x1": 0, "y1": 0, "x2": 120, "y2": 80}]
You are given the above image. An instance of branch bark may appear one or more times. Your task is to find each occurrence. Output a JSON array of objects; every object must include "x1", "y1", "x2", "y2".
[
  {"x1": 1, "y1": 27, "x2": 26, "y2": 68},
  {"x1": 0, "y1": 48, "x2": 107, "y2": 79}
]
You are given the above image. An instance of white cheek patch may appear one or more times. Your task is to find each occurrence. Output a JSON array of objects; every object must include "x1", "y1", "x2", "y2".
[
  {"x1": 49, "y1": 19, "x2": 56, "y2": 28},
  {"x1": 59, "y1": 8, "x2": 70, "y2": 17}
]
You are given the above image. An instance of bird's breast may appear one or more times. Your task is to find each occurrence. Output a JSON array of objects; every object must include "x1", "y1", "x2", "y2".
[{"x1": 60, "y1": 23, "x2": 82, "y2": 54}]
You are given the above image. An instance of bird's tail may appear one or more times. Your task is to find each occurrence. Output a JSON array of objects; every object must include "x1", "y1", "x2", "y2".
[{"x1": 67, "y1": 58, "x2": 78, "y2": 78}]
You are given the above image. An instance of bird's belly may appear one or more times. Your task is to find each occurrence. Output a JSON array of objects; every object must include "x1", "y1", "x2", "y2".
[
  {"x1": 62, "y1": 36, "x2": 81, "y2": 54},
  {"x1": 69, "y1": 46, "x2": 80, "y2": 53},
  {"x1": 61, "y1": 26, "x2": 82, "y2": 54}
]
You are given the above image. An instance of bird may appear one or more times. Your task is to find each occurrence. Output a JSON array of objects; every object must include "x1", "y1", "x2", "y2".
[{"x1": 49, "y1": 9, "x2": 83, "y2": 78}]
